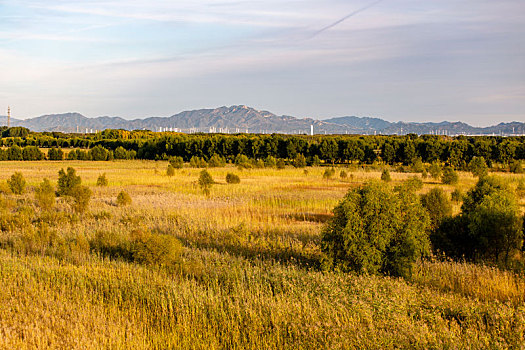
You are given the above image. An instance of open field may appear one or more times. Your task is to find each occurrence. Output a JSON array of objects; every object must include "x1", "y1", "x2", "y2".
[{"x1": 0, "y1": 160, "x2": 524, "y2": 349}]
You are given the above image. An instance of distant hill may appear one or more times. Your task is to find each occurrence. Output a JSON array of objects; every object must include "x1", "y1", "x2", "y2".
[{"x1": 1, "y1": 106, "x2": 523, "y2": 135}]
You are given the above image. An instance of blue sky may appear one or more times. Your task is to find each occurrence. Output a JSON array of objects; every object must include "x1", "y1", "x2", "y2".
[{"x1": 0, "y1": 0, "x2": 523, "y2": 126}]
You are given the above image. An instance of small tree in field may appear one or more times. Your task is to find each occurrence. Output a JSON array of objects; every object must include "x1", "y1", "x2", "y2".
[
  {"x1": 421, "y1": 188, "x2": 452, "y2": 229},
  {"x1": 96, "y1": 173, "x2": 108, "y2": 187},
  {"x1": 441, "y1": 167, "x2": 458, "y2": 185},
  {"x1": 429, "y1": 162, "x2": 442, "y2": 180},
  {"x1": 116, "y1": 191, "x2": 132, "y2": 206},
  {"x1": 198, "y1": 170, "x2": 214, "y2": 196},
  {"x1": 35, "y1": 178, "x2": 55, "y2": 210},
  {"x1": 381, "y1": 169, "x2": 391, "y2": 182},
  {"x1": 8, "y1": 172, "x2": 26, "y2": 194},
  {"x1": 226, "y1": 173, "x2": 240, "y2": 184},
  {"x1": 469, "y1": 156, "x2": 488, "y2": 178},
  {"x1": 57, "y1": 167, "x2": 81, "y2": 196},
  {"x1": 166, "y1": 164, "x2": 175, "y2": 177},
  {"x1": 321, "y1": 182, "x2": 431, "y2": 278},
  {"x1": 70, "y1": 185, "x2": 92, "y2": 214}
]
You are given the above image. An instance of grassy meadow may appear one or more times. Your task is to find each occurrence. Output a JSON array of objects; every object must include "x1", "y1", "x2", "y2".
[{"x1": 0, "y1": 160, "x2": 524, "y2": 349}]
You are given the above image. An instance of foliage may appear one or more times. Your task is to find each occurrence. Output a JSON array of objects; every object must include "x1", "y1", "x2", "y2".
[
  {"x1": 321, "y1": 182, "x2": 431, "y2": 278},
  {"x1": 57, "y1": 167, "x2": 81, "y2": 196},
  {"x1": 226, "y1": 173, "x2": 241, "y2": 184},
  {"x1": 131, "y1": 230, "x2": 183, "y2": 267},
  {"x1": 198, "y1": 170, "x2": 214, "y2": 195},
  {"x1": 169, "y1": 156, "x2": 184, "y2": 169},
  {"x1": 441, "y1": 167, "x2": 458, "y2": 185},
  {"x1": 451, "y1": 188, "x2": 463, "y2": 203},
  {"x1": 509, "y1": 160, "x2": 523, "y2": 174},
  {"x1": 7, "y1": 172, "x2": 26, "y2": 194},
  {"x1": 468, "y1": 156, "x2": 488, "y2": 178},
  {"x1": 429, "y1": 162, "x2": 442, "y2": 180},
  {"x1": 323, "y1": 168, "x2": 335, "y2": 180},
  {"x1": 35, "y1": 178, "x2": 55, "y2": 210},
  {"x1": 208, "y1": 154, "x2": 226, "y2": 167},
  {"x1": 166, "y1": 164, "x2": 175, "y2": 177},
  {"x1": 48, "y1": 147, "x2": 64, "y2": 160},
  {"x1": 70, "y1": 185, "x2": 92, "y2": 213},
  {"x1": 96, "y1": 173, "x2": 108, "y2": 186},
  {"x1": 190, "y1": 156, "x2": 207, "y2": 168},
  {"x1": 116, "y1": 191, "x2": 132, "y2": 206},
  {"x1": 421, "y1": 188, "x2": 452, "y2": 229},
  {"x1": 339, "y1": 170, "x2": 347, "y2": 180},
  {"x1": 381, "y1": 169, "x2": 391, "y2": 182},
  {"x1": 276, "y1": 159, "x2": 285, "y2": 169},
  {"x1": 293, "y1": 154, "x2": 307, "y2": 168}
]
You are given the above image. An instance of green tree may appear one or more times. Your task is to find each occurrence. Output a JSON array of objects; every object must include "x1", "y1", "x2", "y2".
[
  {"x1": 96, "y1": 173, "x2": 108, "y2": 186},
  {"x1": 226, "y1": 173, "x2": 240, "y2": 184},
  {"x1": 293, "y1": 154, "x2": 307, "y2": 168},
  {"x1": 57, "y1": 167, "x2": 81, "y2": 196},
  {"x1": 198, "y1": 170, "x2": 214, "y2": 196},
  {"x1": 321, "y1": 182, "x2": 431, "y2": 278},
  {"x1": 48, "y1": 147, "x2": 64, "y2": 160},
  {"x1": 166, "y1": 164, "x2": 175, "y2": 177},
  {"x1": 116, "y1": 191, "x2": 132, "y2": 206},
  {"x1": 70, "y1": 185, "x2": 92, "y2": 213},
  {"x1": 441, "y1": 166, "x2": 458, "y2": 185},
  {"x1": 169, "y1": 156, "x2": 184, "y2": 169},
  {"x1": 421, "y1": 188, "x2": 452, "y2": 229},
  {"x1": 35, "y1": 178, "x2": 55, "y2": 210},
  {"x1": 7, "y1": 172, "x2": 26, "y2": 194},
  {"x1": 429, "y1": 162, "x2": 442, "y2": 180},
  {"x1": 468, "y1": 156, "x2": 488, "y2": 178},
  {"x1": 381, "y1": 169, "x2": 391, "y2": 182}
]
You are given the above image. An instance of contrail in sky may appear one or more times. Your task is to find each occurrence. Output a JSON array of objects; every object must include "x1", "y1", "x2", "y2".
[{"x1": 310, "y1": 0, "x2": 385, "y2": 38}]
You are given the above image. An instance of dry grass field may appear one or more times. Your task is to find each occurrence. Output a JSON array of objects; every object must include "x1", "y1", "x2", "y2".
[{"x1": 0, "y1": 160, "x2": 524, "y2": 349}]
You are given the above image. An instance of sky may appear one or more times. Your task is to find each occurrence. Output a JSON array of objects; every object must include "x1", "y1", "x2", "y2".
[{"x1": 0, "y1": 0, "x2": 524, "y2": 126}]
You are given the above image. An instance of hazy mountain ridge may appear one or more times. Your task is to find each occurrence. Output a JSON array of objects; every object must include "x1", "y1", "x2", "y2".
[{"x1": 1, "y1": 106, "x2": 523, "y2": 135}]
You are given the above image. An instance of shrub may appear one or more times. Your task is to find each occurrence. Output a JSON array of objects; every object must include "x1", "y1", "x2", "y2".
[
  {"x1": 404, "y1": 176, "x2": 423, "y2": 191},
  {"x1": 441, "y1": 167, "x2": 458, "y2": 185},
  {"x1": 509, "y1": 160, "x2": 523, "y2": 174},
  {"x1": 311, "y1": 155, "x2": 321, "y2": 166},
  {"x1": 166, "y1": 164, "x2": 175, "y2": 177},
  {"x1": 234, "y1": 155, "x2": 251, "y2": 169},
  {"x1": 340, "y1": 170, "x2": 347, "y2": 180},
  {"x1": 429, "y1": 162, "x2": 442, "y2": 180},
  {"x1": 7, "y1": 172, "x2": 26, "y2": 194},
  {"x1": 131, "y1": 230, "x2": 182, "y2": 267},
  {"x1": 116, "y1": 191, "x2": 132, "y2": 206},
  {"x1": 208, "y1": 154, "x2": 226, "y2": 167},
  {"x1": 321, "y1": 182, "x2": 431, "y2": 278},
  {"x1": 323, "y1": 168, "x2": 335, "y2": 180},
  {"x1": 198, "y1": 170, "x2": 214, "y2": 195},
  {"x1": 381, "y1": 169, "x2": 391, "y2": 182},
  {"x1": 421, "y1": 188, "x2": 452, "y2": 229},
  {"x1": 96, "y1": 173, "x2": 108, "y2": 186},
  {"x1": 169, "y1": 156, "x2": 184, "y2": 169},
  {"x1": 276, "y1": 159, "x2": 285, "y2": 169},
  {"x1": 88, "y1": 145, "x2": 109, "y2": 161},
  {"x1": 264, "y1": 156, "x2": 277, "y2": 168},
  {"x1": 411, "y1": 158, "x2": 424, "y2": 173},
  {"x1": 35, "y1": 178, "x2": 55, "y2": 210},
  {"x1": 293, "y1": 154, "x2": 307, "y2": 168},
  {"x1": 48, "y1": 147, "x2": 64, "y2": 160},
  {"x1": 70, "y1": 185, "x2": 92, "y2": 213},
  {"x1": 57, "y1": 167, "x2": 81, "y2": 196},
  {"x1": 190, "y1": 156, "x2": 207, "y2": 168},
  {"x1": 226, "y1": 173, "x2": 240, "y2": 184},
  {"x1": 22, "y1": 146, "x2": 44, "y2": 160},
  {"x1": 468, "y1": 156, "x2": 489, "y2": 178}
]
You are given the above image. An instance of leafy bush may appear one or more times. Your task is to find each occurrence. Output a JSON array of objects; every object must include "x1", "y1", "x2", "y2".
[
  {"x1": 323, "y1": 168, "x2": 335, "y2": 180},
  {"x1": 70, "y1": 185, "x2": 92, "y2": 213},
  {"x1": 421, "y1": 188, "x2": 452, "y2": 229},
  {"x1": 509, "y1": 160, "x2": 523, "y2": 174},
  {"x1": 166, "y1": 164, "x2": 175, "y2": 177},
  {"x1": 441, "y1": 167, "x2": 458, "y2": 185},
  {"x1": 88, "y1": 145, "x2": 109, "y2": 161},
  {"x1": 57, "y1": 167, "x2": 81, "y2": 196},
  {"x1": 198, "y1": 170, "x2": 214, "y2": 195},
  {"x1": 468, "y1": 156, "x2": 488, "y2": 178},
  {"x1": 404, "y1": 176, "x2": 423, "y2": 191},
  {"x1": 190, "y1": 156, "x2": 207, "y2": 168},
  {"x1": 451, "y1": 188, "x2": 463, "y2": 203},
  {"x1": 293, "y1": 154, "x2": 307, "y2": 168},
  {"x1": 116, "y1": 191, "x2": 132, "y2": 206},
  {"x1": 169, "y1": 156, "x2": 184, "y2": 169},
  {"x1": 35, "y1": 178, "x2": 55, "y2": 210},
  {"x1": 381, "y1": 169, "x2": 391, "y2": 182},
  {"x1": 429, "y1": 162, "x2": 442, "y2": 180},
  {"x1": 340, "y1": 170, "x2": 347, "y2": 180},
  {"x1": 7, "y1": 172, "x2": 26, "y2": 194},
  {"x1": 22, "y1": 146, "x2": 44, "y2": 161},
  {"x1": 208, "y1": 154, "x2": 226, "y2": 167},
  {"x1": 264, "y1": 156, "x2": 277, "y2": 168},
  {"x1": 131, "y1": 230, "x2": 183, "y2": 267},
  {"x1": 311, "y1": 155, "x2": 321, "y2": 166},
  {"x1": 321, "y1": 182, "x2": 431, "y2": 278},
  {"x1": 226, "y1": 173, "x2": 241, "y2": 184},
  {"x1": 234, "y1": 155, "x2": 251, "y2": 169},
  {"x1": 96, "y1": 173, "x2": 108, "y2": 186},
  {"x1": 276, "y1": 159, "x2": 285, "y2": 169}
]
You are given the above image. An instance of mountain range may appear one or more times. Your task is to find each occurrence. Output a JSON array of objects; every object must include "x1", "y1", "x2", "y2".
[{"x1": 0, "y1": 105, "x2": 523, "y2": 136}]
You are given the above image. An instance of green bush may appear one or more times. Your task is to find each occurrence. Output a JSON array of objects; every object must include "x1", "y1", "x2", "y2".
[
  {"x1": 429, "y1": 162, "x2": 442, "y2": 180},
  {"x1": 264, "y1": 156, "x2": 277, "y2": 168},
  {"x1": 340, "y1": 170, "x2": 347, "y2": 180},
  {"x1": 208, "y1": 154, "x2": 226, "y2": 167},
  {"x1": 22, "y1": 146, "x2": 44, "y2": 161},
  {"x1": 70, "y1": 185, "x2": 92, "y2": 213},
  {"x1": 96, "y1": 173, "x2": 108, "y2": 186},
  {"x1": 116, "y1": 191, "x2": 132, "y2": 206},
  {"x1": 441, "y1": 167, "x2": 458, "y2": 185},
  {"x1": 381, "y1": 169, "x2": 391, "y2": 182},
  {"x1": 276, "y1": 159, "x2": 285, "y2": 170},
  {"x1": 468, "y1": 156, "x2": 488, "y2": 178},
  {"x1": 169, "y1": 156, "x2": 184, "y2": 169},
  {"x1": 421, "y1": 188, "x2": 452, "y2": 229},
  {"x1": 234, "y1": 155, "x2": 251, "y2": 169},
  {"x1": 321, "y1": 182, "x2": 431, "y2": 278},
  {"x1": 198, "y1": 170, "x2": 214, "y2": 195},
  {"x1": 131, "y1": 230, "x2": 182, "y2": 267},
  {"x1": 57, "y1": 167, "x2": 81, "y2": 196},
  {"x1": 451, "y1": 188, "x2": 463, "y2": 203},
  {"x1": 190, "y1": 156, "x2": 207, "y2": 168},
  {"x1": 509, "y1": 160, "x2": 523, "y2": 174},
  {"x1": 35, "y1": 178, "x2": 55, "y2": 210},
  {"x1": 226, "y1": 173, "x2": 241, "y2": 184},
  {"x1": 293, "y1": 154, "x2": 307, "y2": 168},
  {"x1": 166, "y1": 164, "x2": 175, "y2": 177},
  {"x1": 323, "y1": 168, "x2": 335, "y2": 180},
  {"x1": 404, "y1": 176, "x2": 423, "y2": 191},
  {"x1": 7, "y1": 172, "x2": 26, "y2": 194},
  {"x1": 48, "y1": 147, "x2": 64, "y2": 160}
]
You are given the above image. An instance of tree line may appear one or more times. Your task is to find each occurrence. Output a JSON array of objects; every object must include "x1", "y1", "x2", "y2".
[{"x1": 1, "y1": 127, "x2": 524, "y2": 166}]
